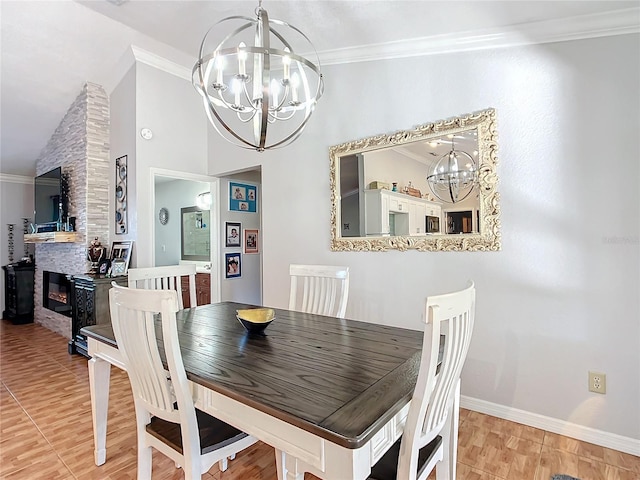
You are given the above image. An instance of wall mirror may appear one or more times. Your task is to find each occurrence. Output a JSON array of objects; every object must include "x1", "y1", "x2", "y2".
[
  {"x1": 330, "y1": 108, "x2": 500, "y2": 251},
  {"x1": 181, "y1": 206, "x2": 211, "y2": 261}
]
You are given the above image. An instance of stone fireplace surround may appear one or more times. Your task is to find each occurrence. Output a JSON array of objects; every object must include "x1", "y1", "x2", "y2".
[{"x1": 33, "y1": 83, "x2": 110, "y2": 339}]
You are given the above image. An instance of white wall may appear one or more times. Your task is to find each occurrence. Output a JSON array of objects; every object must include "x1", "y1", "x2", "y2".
[
  {"x1": 364, "y1": 148, "x2": 430, "y2": 195},
  {"x1": 154, "y1": 178, "x2": 209, "y2": 266},
  {"x1": 117, "y1": 62, "x2": 209, "y2": 268},
  {"x1": 219, "y1": 172, "x2": 262, "y2": 306},
  {"x1": 204, "y1": 34, "x2": 640, "y2": 441},
  {"x1": 0, "y1": 177, "x2": 34, "y2": 312},
  {"x1": 110, "y1": 66, "x2": 137, "y2": 255}
]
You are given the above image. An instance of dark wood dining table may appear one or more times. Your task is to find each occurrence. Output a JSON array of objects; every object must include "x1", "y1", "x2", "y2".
[{"x1": 82, "y1": 301, "x2": 457, "y2": 480}]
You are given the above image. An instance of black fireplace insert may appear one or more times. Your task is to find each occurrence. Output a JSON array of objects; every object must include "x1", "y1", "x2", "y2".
[{"x1": 43, "y1": 271, "x2": 72, "y2": 317}]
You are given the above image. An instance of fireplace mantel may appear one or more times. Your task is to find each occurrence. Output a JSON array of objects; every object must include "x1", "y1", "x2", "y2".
[{"x1": 25, "y1": 232, "x2": 82, "y2": 244}]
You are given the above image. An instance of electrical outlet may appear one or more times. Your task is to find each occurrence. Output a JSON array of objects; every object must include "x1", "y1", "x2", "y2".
[{"x1": 589, "y1": 371, "x2": 606, "y2": 394}]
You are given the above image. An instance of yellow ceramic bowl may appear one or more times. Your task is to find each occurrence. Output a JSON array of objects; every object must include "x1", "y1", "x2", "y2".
[{"x1": 236, "y1": 308, "x2": 275, "y2": 335}]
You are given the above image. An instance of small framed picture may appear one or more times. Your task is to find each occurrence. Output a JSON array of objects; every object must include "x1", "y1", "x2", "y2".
[
  {"x1": 109, "y1": 258, "x2": 128, "y2": 277},
  {"x1": 110, "y1": 240, "x2": 133, "y2": 273},
  {"x1": 225, "y1": 222, "x2": 242, "y2": 247},
  {"x1": 229, "y1": 181, "x2": 257, "y2": 213},
  {"x1": 98, "y1": 259, "x2": 111, "y2": 275},
  {"x1": 225, "y1": 253, "x2": 241, "y2": 278},
  {"x1": 244, "y1": 229, "x2": 259, "y2": 254}
]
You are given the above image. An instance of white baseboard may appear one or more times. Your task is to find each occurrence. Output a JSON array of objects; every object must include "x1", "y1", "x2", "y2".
[{"x1": 461, "y1": 395, "x2": 640, "y2": 457}]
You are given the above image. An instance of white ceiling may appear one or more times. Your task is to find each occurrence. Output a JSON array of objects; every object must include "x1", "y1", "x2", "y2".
[{"x1": 1, "y1": 0, "x2": 638, "y2": 177}]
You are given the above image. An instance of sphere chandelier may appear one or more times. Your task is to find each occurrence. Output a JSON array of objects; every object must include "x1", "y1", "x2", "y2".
[
  {"x1": 192, "y1": 1, "x2": 324, "y2": 152},
  {"x1": 426, "y1": 137, "x2": 478, "y2": 204}
]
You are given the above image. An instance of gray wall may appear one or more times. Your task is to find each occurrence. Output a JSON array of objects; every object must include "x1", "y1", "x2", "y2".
[
  {"x1": 219, "y1": 172, "x2": 262, "y2": 306},
  {"x1": 203, "y1": 34, "x2": 640, "y2": 440},
  {"x1": 154, "y1": 178, "x2": 210, "y2": 266},
  {"x1": 133, "y1": 63, "x2": 209, "y2": 268},
  {"x1": 109, "y1": 65, "x2": 138, "y2": 253},
  {"x1": 0, "y1": 177, "x2": 34, "y2": 312}
]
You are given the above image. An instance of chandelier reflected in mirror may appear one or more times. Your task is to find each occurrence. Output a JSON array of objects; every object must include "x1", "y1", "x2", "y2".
[
  {"x1": 192, "y1": 1, "x2": 324, "y2": 152},
  {"x1": 427, "y1": 136, "x2": 478, "y2": 204}
]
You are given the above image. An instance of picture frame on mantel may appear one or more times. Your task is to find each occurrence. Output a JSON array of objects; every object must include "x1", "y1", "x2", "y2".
[
  {"x1": 109, "y1": 240, "x2": 133, "y2": 276},
  {"x1": 115, "y1": 155, "x2": 128, "y2": 234}
]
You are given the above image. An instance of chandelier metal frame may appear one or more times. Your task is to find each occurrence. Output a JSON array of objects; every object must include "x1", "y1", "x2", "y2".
[{"x1": 192, "y1": 2, "x2": 324, "y2": 152}]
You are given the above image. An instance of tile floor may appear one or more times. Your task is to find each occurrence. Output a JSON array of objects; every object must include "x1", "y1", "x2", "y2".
[{"x1": 1, "y1": 320, "x2": 638, "y2": 480}]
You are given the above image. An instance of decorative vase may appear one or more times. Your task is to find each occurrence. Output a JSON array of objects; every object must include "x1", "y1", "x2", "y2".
[{"x1": 87, "y1": 238, "x2": 105, "y2": 273}]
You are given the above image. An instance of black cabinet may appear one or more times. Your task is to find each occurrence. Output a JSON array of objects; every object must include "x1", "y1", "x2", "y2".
[
  {"x1": 69, "y1": 274, "x2": 127, "y2": 357},
  {"x1": 2, "y1": 263, "x2": 35, "y2": 324}
]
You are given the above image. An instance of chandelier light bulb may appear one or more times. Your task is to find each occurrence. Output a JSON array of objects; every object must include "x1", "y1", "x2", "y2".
[
  {"x1": 283, "y1": 47, "x2": 291, "y2": 80},
  {"x1": 192, "y1": 1, "x2": 324, "y2": 152}
]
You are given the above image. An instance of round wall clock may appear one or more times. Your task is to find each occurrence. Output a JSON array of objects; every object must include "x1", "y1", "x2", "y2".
[
  {"x1": 140, "y1": 128, "x2": 153, "y2": 140},
  {"x1": 159, "y1": 207, "x2": 169, "y2": 225}
]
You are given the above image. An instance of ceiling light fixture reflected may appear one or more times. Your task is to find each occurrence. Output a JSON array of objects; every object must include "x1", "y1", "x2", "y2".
[
  {"x1": 196, "y1": 192, "x2": 212, "y2": 210},
  {"x1": 192, "y1": 0, "x2": 324, "y2": 152},
  {"x1": 426, "y1": 137, "x2": 478, "y2": 204}
]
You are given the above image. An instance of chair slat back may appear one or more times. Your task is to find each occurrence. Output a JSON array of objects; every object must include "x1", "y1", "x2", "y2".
[
  {"x1": 109, "y1": 285, "x2": 194, "y2": 425},
  {"x1": 398, "y1": 281, "x2": 475, "y2": 479},
  {"x1": 128, "y1": 264, "x2": 197, "y2": 309},
  {"x1": 288, "y1": 264, "x2": 350, "y2": 318}
]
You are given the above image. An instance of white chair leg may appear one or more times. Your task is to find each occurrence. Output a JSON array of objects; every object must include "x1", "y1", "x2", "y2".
[
  {"x1": 136, "y1": 409, "x2": 152, "y2": 480},
  {"x1": 230, "y1": 453, "x2": 236, "y2": 460},
  {"x1": 137, "y1": 445, "x2": 152, "y2": 480},
  {"x1": 219, "y1": 457, "x2": 229, "y2": 472}
]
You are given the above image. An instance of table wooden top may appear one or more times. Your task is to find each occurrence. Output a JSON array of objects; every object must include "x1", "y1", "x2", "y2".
[{"x1": 81, "y1": 301, "x2": 423, "y2": 449}]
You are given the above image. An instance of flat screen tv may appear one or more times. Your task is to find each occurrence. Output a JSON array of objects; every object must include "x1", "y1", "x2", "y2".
[{"x1": 34, "y1": 167, "x2": 63, "y2": 226}]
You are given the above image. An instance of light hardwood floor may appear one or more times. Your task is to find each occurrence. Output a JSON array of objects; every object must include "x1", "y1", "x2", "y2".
[{"x1": 1, "y1": 320, "x2": 638, "y2": 480}]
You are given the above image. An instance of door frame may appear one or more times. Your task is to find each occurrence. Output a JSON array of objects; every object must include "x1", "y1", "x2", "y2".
[{"x1": 150, "y1": 167, "x2": 221, "y2": 304}]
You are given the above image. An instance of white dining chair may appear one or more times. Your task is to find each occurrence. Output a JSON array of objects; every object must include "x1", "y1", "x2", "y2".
[
  {"x1": 128, "y1": 264, "x2": 197, "y2": 309},
  {"x1": 108, "y1": 284, "x2": 257, "y2": 479},
  {"x1": 288, "y1": 264, "x2": 350, "y2": 318},
  {"x1": 367, "y1": 281, "x2": 476, "y2": 480}
]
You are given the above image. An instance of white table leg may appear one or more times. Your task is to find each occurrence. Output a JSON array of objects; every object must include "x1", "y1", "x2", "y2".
[
  {"x1": 283, "y1": 452, "x2": 305, "y2": 480},
  {"x1": 88, "y1": 356, "x2": 111, "y2": 465},
  {"x1": 275, "y1": 448, "x2": 285, "y2": 480}
]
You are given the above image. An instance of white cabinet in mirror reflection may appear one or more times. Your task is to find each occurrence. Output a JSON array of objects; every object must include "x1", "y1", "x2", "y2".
[{"x1": 364, "y1": 189, "x2": 442, "y2": 236}]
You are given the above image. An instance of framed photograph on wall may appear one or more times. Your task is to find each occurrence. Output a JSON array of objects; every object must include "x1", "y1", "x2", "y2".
[
  {"x1": 225, "y1": 222, "x2": 242, "y2": 247},
  {"x1": 244, "y1": 229, "x2": 259, "y2": 254},
  {"x1": 229, "y1": 182, "x2": 257, "y2": 213},
  {"x1": 225, "y1": 252, "x2": 241, "y2": 278}
]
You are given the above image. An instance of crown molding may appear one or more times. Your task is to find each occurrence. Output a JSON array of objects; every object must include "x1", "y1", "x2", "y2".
[
  {"x1": 105, "y1": 8, "x2": 639, "y2": 87},
  {"x1": 131, "y1": 45, "x2": 192, "y2": 81},
  {"x1": 319, "y1": 7, "x2": 640, "y2": 66},
  {"x1": 102, "y1": 45, "x2": 192, "y2": 94},
  {"x1": 0, "y1": 174, "x2": 34, "y2": 185}
]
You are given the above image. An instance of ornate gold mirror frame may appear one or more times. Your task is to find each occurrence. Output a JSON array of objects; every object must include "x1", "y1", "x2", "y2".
[{"x1": 330, "y1": 108, "x2": 500, "y2": 251}]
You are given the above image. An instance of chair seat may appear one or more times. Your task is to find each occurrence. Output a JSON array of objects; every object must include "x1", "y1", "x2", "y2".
[
  {"x1": 147, "y1": 409, "x2": 248, "y2": 455},
  {"x1": 367, "y1": 435, "x2": 442, "y2": 480}
]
